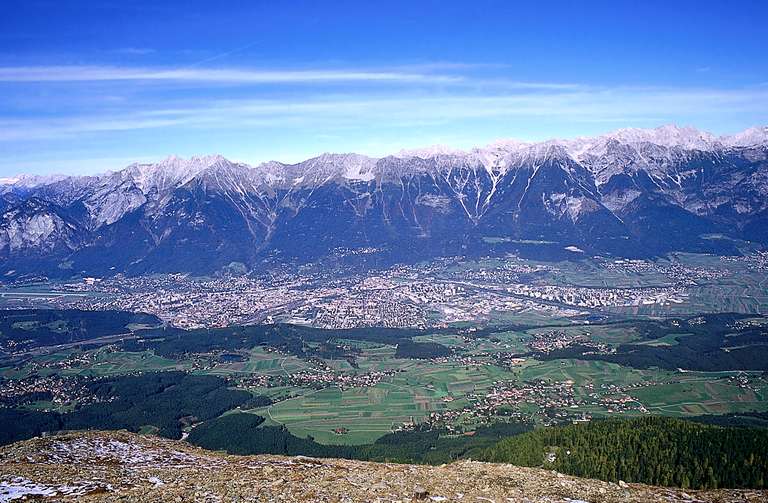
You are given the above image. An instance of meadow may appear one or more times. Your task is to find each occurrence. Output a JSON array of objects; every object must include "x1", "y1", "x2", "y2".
[{"x1": 252, "y1": 358, "x2": 514, "y2": 444}]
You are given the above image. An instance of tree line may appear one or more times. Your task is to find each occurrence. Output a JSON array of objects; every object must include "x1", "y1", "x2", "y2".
[{"x1": 483, "y1": 416, "x2": 768, "y2": 489}]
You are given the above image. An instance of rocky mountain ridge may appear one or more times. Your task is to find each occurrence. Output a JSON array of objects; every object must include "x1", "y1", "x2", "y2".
[
  {"x1": 1, "y1": 125, "x2": 767, "y2": 277},
  {"x1": 1, "y1": 430, "x2": 765, "y2": 502}
]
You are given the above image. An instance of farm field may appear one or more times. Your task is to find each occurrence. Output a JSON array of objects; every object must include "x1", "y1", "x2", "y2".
[
  {"x1": 630, "y1": 376, "x2": 768, "y2": 416},
  {"x1": 518, "y1": 359, "x2": 665, "y2": 387},
  {"x1": 200, "y1": 347, "x2": 311, "y2": 376},
  {"x1": 546, "y1": 260, "x2": 676, "y2": 289},
  {"x1": 524, "y1": 324, "x2": 644, "y2": 346},
  {"x1": 1, "y1": 349, "x2": 185, "y2": 379},
  {"x1": 2, "y1": 307, "x2": 767, "y2": 447},
  {"x1": 252, "y1": 361, "x2": 515, "y2": 444}
]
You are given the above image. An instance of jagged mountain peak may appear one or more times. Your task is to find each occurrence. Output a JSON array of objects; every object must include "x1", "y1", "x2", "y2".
[
  {"x1": 296, "y1": 152, "x2": 378, "y2": 182},
  {"x1": 4, "y1": 125, "x2": 767, "y2": 188},
  {"x1": 473, "y1": 139, "x2": 532, "y2": 161},
  {"x1": 394, "y1": 144, "x2": 467, "y2": 159},
  {"x1": 249, "y1": 153, "x2": 378, "y2": 186},
  {"x1": 311, "y1": 152, "x2": 375, "y2": 163},
  {"x1": 480, "y1": 138, "x2": 532, "y2": 151},
  {"x1": 547, "y1": 124, "x2": 722, "y2": 161},
  {"x1": 2, "y1": 124, "x2": 767, "y2": 277},
  {"x1": 724, "y1": 125, "x2": 768, "y2": 147},
  {"x1": 0, "y1": 173, "x2": 68, "y2": 189},
  {"x1": 505, "y1": 142, "x2": 575, "y2": 169},
  {"x1": 608, "y1": 124, "x2": 718, "y2": 149},
  {"x1": 159, "y1": 153, "x2": 229, "y2": 166},
  {"x1": 119, "y1": 154, "x2": 240, "y2": 193},
  {"x1": 381, "y1": 125, "x2": 765, "y2": 171}
]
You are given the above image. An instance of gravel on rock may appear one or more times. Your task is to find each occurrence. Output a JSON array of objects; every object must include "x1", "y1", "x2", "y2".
[{"x1": 1, "y1": 431, "x2": 766, "y2": 503}]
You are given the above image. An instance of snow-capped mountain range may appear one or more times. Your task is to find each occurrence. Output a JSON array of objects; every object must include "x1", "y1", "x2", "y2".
[{"x1": 1, "y1": 125, "x2": 767, "y2": 278}]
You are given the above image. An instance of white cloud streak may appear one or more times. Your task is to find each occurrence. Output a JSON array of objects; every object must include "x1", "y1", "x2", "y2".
[
  {"x1": 0, "y1": 63, "x2": 766, "y2": 148},
  {"x1": 0, "y1": 65, "x2": 587, "y2": 90},
  {"x1": 112, "y1": 48, "x2": 156, "y2": 55},
  {"x1": 0, "y1": 65, "x2": 463, "y2": 84},
  {"x1": 0, "y1": 85, "x2": 766, "y2": 142}
]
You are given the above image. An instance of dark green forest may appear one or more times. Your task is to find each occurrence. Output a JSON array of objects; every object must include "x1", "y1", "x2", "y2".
[
  {"x1": 117, "y1": 323, "x2": 451, "y2": 362},
  {"x1": 483, "y1": 417, "x2": 768, "y2": 489},
  {"x1": 394, "y1": 340, "x2": 452, "y2": 359},
  {"x1": 534, "y1": 313, "x2": 768, "y2": 371},
  {"x1": 0, "y1": 372, "x2": 253, "y2": 444},
  {"x1": 187, "y1": 412, "x2": 531, "y2": 464},
  {"x1": 689, "y1": 411, "x2": 768, "y2": 429},
  {"x1": 6, "y1": 309, "x2": 767, "y2": 372},
  {"x1": 0, "y1": 309, "x2": 160, "y2": 351}
]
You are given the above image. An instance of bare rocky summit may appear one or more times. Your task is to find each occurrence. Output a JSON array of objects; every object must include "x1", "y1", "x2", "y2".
[{"x1": 1, "y1": 431, "x2": 766, "y2": 503}]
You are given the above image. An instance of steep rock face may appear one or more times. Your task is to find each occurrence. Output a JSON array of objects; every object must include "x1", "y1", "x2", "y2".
[
  {"x1": 586, "y1": 144, "x2": 768, "y2": 217},
  {"x1": 0, "y1": 198, "x2": 82, "y2": 257},
  {"x1": 482, "y1": 145, "x2": 622, "y2": 238},
  {"x1": 1, "y1": 125, "x2": 767, "y2": 277}
]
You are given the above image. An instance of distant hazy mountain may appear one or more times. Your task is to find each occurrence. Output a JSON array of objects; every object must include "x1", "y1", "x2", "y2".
[{"x1": 1, "y1": 125, "x2": 767, "y2": 278}]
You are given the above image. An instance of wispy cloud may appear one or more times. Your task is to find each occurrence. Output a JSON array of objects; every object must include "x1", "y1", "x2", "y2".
[
  {"x1": 0, "y1": 64, "x2": 589, "y2": 91},
  {"x1": 2, "y1": 62, "x2": 767, "y2": 176},
  {"x1": 106, "y1": 87, "x2": 768, "y2": 124},
  {"x1": 0, "y1": 116, "x2": 193, "y2": 141},
  {"x1": 1, "y1": 85, "x2": 766, "y2": 142},
  {"x1": 0, "y1": 65, "x2": 463, "y2": 84},
  {"x1": 112, "y1": 47, "x2": 156, "y2": 56}
]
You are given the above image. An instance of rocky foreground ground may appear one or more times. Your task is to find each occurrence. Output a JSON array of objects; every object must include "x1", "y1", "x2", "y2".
[{"x1": 0, "y1": 431, "x2": 766, "y2": 502}]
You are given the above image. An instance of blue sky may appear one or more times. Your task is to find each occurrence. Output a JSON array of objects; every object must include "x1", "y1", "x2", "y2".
[{"x1": 1, "y1": 0, "x2": 767, "y2": 176}]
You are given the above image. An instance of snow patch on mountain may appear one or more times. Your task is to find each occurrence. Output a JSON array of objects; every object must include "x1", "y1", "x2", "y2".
[
  {"x1": 416, "y1": 194, "x2": 453, "y2": 213},
  {"x1": 395, "y1": 145, "x2": 466, "y2": 159},
  {"x1": 122, "y1": 155, "x2": 232, "y2": 193},
  {"x1": 554, "y1": 125, "x2": 721, "y2": 162},
  {"x1": 724, "y1": 126, "x2": 768, "y2": 147},
  {"x1": 601, "y1": 189, "x2": 642, "y2": 213},
  {"x1": 258, "y1": 153, "x2": 379, "y2": 186},
  {"x1": 4, "y1": 125, "x2": 766, "y2": 189},
  {"x1": 1, "y1": 124, "x2": 766, "y2": 269},
  {"x1": 84, "y1": 187, "x2": 147, "y2": 227},
  {"x1": 0, "y1": 174, "x2": 68, "y2": 189}
]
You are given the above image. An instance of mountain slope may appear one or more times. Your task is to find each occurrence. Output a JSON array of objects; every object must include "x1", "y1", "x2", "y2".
[
  {"x1": 1, "y1": 125, "x2": 766, "y2": 277},
  {"x1": 1, "y1": 430, "x2": 764, "y2": 502}
]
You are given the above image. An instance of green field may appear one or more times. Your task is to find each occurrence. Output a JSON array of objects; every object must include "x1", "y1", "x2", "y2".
[
  {"x1": 252, "y1": 360, "x2": 515, "y2": 444},
  {"x1": 5, "y1": 325, "x2": 767, "y2": 443},
  {"x1": 631, "y1": 376, "x2": 768, "y2": 416},
  {"x1": 518, "y1": 358, "x2": 768, "y2": 418},
  {"x1": 200, "y1": 347, "x2": 311, "y2": 376},
  {"x1": 518, "y1": 359, "x2": 663, "y2": 386},
  {"x1": 636, "y1": 332, "x2": 690, "y2": 346},
  {"x1": 546, "y1": 260, "x2": 676, "y2": 289},
  {"x1": 3, "y1": 297, "x2": 768, "y2": 446},
  {"x1": 524, "y1": 324, "x2": 644, "y2": 346}
]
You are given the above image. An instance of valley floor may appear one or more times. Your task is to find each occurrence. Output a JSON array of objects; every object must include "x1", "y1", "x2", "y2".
[{"x1": 1, "y1": 430, "x2": 766, "y2": 503}]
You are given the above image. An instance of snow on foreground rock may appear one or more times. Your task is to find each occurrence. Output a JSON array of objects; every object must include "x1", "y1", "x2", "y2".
[{"x1": 1, "y1": 431, "x2": 766, "y2": 502}]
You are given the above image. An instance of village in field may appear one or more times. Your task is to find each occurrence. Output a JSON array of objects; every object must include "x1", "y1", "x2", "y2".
[{"x1": 2, "y1": 286, "x2": 767, "y2": 446}]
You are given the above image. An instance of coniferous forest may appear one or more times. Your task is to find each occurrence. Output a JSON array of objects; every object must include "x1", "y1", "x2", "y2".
[{"x1": 483, "y1": 417, "x2": 768, "y2": 489}]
